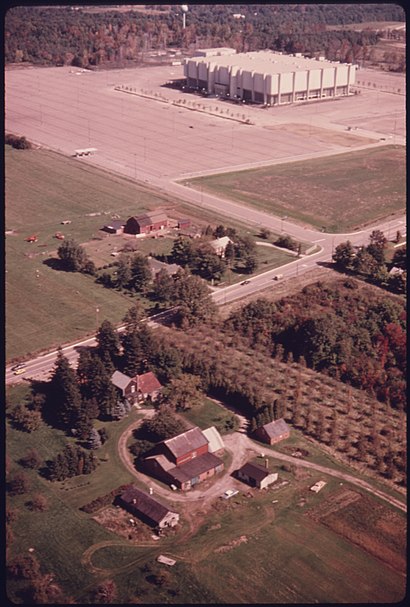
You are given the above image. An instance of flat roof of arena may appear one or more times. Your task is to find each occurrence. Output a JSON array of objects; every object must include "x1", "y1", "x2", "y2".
[{"x1": 186, "y1": 50, "x2": 347, "y2": 74}]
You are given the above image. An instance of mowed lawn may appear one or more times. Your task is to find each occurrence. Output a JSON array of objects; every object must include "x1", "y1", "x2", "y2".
[
  {"x1": 183, "y1": 145, "x2": 406, "y2": 232},
  {"x1": 5, "y1": 146, "x2": 172, "y2": 361}
]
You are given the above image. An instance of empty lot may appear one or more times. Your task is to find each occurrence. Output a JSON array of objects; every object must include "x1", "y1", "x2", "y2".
[{"x1": 5, "y1": 64, "x2": 405, "y2": 185}]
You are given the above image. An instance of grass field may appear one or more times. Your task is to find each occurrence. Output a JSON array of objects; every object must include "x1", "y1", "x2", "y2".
[
  {"x1": 5, "y1": 146, "x2": 299, "y2": 362},
  {"x1": 181, "y1": 146, "x2": 406, "y2": 232}
]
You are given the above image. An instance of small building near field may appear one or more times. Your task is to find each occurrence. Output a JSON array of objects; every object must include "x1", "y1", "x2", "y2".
[
  {"x1": 102, "y1": 220, "x2": 125, "y2": 234},
  {"x1": 111, "y1": 370, "x2": 162, "y2": 405},
  {"x1": 237, "y1": 461, "x2": 278, "y2": 489},
  {"x1": 124, "y1": 211, "x2": 168, "y2": 235},
  {"x1": 118, "y1": 485, "x2": 179, "y2": 529},
  {"x1": 253, "y1": 418, "x2": 290, "y2": 445},
  {"x1": 203, "y1": 426, "x2": 225, "y2": 455},
  {"x1": 209, "y1": 236, "x2": 233, "y2": 258}
]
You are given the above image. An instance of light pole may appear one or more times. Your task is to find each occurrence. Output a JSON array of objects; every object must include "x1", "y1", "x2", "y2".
[
  {"x1": 281, "y1": 216, "x2": 287, "y2": 233},
  {"x1": 96, "y1": 307, "x2": 99, "y2": 331}
]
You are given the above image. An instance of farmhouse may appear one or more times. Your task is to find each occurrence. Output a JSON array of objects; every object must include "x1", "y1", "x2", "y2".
[
  {"x1": 253, "y1": 418, "x2": 290, "y2": 445},
  {"x1": 142, "y1": 427, "x2": 224, "y2": 491},
  {"x1": 237, "y1": 461, "x2": 278, "y2": 489},
  {"x1": 184, "y1": 49, "x2": 356, "y2": 105},
  {"x1": 210, "y1": 236, "x2": 233, "y2": 258},
  {"x1": 124, "y1": 210, "x2": 168, "y2": 235},
  {"x1": 148, "y1": 257, "x2": 181, "y2": 278},
  {"x1": 118, "y1": 485, "x2": 179, "y2": 529},
  {"x1": 111, "y1": 370, "x2": 162, "y2": 405}
]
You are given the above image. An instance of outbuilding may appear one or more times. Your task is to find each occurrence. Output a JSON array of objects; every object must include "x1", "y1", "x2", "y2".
[
  {"x1": 118, "y1": 485, "x2": 179, "y2": 529},
  {"x1": 124, "y1": 211, "x2": 168, "y2": 235},
  {"x1": 237, "y1": 461, "x2": 278, "y2": 489},
  {"x1": 253, "y1": 418, "x2": 290, "y2": 445}
]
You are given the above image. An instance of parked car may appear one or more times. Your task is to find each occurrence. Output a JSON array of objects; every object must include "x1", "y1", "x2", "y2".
[
  {"x1": 13, "y1": 367, "x2": 27, "y2": 375},
  {"x1": 240, "y1": 280, "x2": 251, "y2": 285}
]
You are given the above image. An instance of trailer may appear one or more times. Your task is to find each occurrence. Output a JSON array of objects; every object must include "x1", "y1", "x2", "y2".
[{"x1": 74, "y1": 147, "x2": 97, "y2": 157}]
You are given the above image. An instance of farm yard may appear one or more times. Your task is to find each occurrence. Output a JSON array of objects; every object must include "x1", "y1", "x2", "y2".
[
  {"x1": 181, "y1": 145, "x2": 406, "y2": 232},
  {"x1": 5, "y1": 380, "x2": 406, "y2": 604}
]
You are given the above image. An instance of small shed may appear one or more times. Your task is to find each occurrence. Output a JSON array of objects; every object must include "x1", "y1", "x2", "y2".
[
  {"x1": 102, "y1": 220, "x2": 124, "y2": 234},
  {"x1": 253, "y1": 418, "x2": 290, "y2": 445},
  {"x1": 237, "y1": 461, "x2": 278, "y2": 489}
]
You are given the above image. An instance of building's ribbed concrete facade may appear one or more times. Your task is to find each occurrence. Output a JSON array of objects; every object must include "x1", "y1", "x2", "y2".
[{"x1": 184, "y1": 49, "x2": 356, "y2": 105}]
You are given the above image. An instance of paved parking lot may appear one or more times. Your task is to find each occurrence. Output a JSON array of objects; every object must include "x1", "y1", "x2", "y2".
[{"x1": 5, "y1": 64, "x2": 405, "y2": 184}]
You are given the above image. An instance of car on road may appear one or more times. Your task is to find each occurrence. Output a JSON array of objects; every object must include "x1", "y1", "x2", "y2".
[
  {"x1": 273, "y1": 274, "x2": 283, "y2": 281},
  {"x1": 222, "y1": 489, "x2": 239, "y2": 499},
  {"x1": 240, "y1": 280, "x2": 251, "y2": 285},
  {"x1": 11, "y1": 363, "x2": 26, "y2": 371},
  {"x1": 13, "y1": 367, "x2": 27, "y2": 375}
]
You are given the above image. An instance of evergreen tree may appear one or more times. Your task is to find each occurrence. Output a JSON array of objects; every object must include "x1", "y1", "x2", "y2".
[
  {"x1": 122, "y1": 301, "x2": 145, "y2": 332},
  {"x1": 121, "y1": 331, "x2": 146, "y2": 377},
  {"x1": 130, "y1": 254, "x2": 152, "y2": 292},
  {"x1": 50, "y1": 347, "x2": 82, "y2": 429},
  {"x1": 96, "y1": 320, "x2": 120, "y2": 365}
]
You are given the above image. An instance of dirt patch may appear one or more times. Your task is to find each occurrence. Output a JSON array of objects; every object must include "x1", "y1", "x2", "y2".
[
  {"x1": 214, "y1": 535, "x2": 248, "y2": 554},
  {"x1": 264, "y1": 123, "x2": 376, "y2": 147},
  {"x1": 92, "y1": 506, "x2": 155, "y2": 543}
]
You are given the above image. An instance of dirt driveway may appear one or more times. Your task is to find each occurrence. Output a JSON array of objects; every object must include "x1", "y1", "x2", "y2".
[{"x1": 117, "y1": 409, "x2": 406, "y2": 517}]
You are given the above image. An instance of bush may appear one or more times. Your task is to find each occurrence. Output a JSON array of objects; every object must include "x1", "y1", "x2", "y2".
[
  {"x1": 5, "y1": 133, "x2": 32, "y2": 149},
  {"x1": 274, "y1": 234, "x2": 298, "y2": 251}
]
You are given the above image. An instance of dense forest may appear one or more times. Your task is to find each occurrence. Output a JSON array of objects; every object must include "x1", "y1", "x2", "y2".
[
  {"x1": 224, "y1": 279, "x2": 406, "y2": 410},
  {"x1": 5, "y1": 4, "x2": 405, "y2": 68}
]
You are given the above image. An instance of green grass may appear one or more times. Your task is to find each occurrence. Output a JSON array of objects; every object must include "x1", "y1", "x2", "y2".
[
  {"x1": 180, "y1": 146, "x2": 406, "y2": 233},
  {"x1": 182, "y1": 398, "x2": 239, "y2": 433},
  {"x1": 5, "y1": 146, "x2": 309, "y2": 362}
]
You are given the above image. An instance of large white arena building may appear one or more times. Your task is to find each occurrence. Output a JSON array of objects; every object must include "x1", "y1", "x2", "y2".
[{"x1": 184, "y1": 49, "x2": 356, "y2": 105}]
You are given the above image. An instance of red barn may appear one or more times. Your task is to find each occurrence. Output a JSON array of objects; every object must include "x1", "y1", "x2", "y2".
[
  {"x1": 124, "y1": 211, "x2": 168, "y2": 235},
  {"x1": 253, "y1": 418, "x2": 290, "y2": 445},
  {"x1": 161, "y1": 427, "x2": 209, "y2": 466}
]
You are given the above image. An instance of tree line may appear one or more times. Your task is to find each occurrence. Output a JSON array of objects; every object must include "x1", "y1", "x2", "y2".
[{"x1": 5, "y1": 4, "x2": 405, "y2": 69}]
